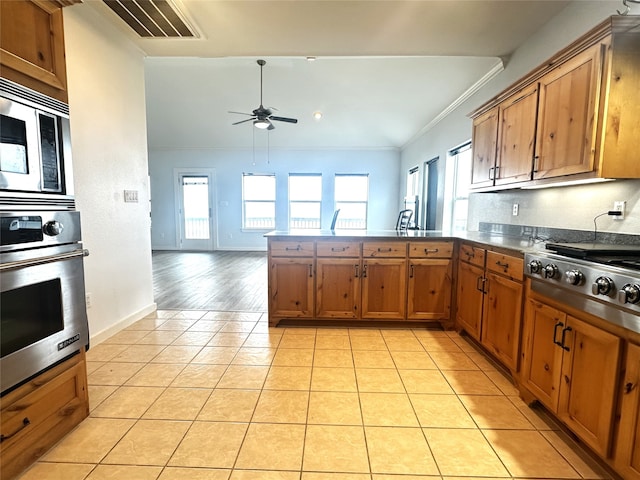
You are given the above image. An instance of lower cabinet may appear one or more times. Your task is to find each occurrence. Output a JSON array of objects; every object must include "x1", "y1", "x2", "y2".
[
  {"x1": 455, "y1": 244, "x2": 523, "y2": 371},
  {"x1": 521, "y1": 299, "x2": 622, "y2": 457},
  {"x1": 407, "y1": 241, "x2": 453, "y2": 321},
  {"x1": 361, "y1": 257, "x2": 407, "y2": 319},
  {"x1": 614, "y1": 342, "x2": 640, "y2": 479},
  {"x1": 269, "y1": 256, "x2": 314, "y2": 320},
  {"x1": 0, "y1": 350, "x2": 89, "y2": 480},
  {"x1": 316, "y1": 257, "x2": 360, "y2": 319}
]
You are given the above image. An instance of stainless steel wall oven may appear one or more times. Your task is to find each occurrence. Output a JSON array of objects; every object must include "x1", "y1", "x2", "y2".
[{"x1": 0, "y1": 211, "x2": 89, "y2": 395}]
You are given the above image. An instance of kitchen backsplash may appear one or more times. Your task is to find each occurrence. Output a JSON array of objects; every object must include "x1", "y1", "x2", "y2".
[{"x1": 479, "y1": 222, "x2": 640, "y2": 246}]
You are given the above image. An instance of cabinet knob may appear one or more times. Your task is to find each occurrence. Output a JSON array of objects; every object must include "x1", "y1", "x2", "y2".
[{"x1": 625, "y1": 382, "x2": 636, "y2": 394}]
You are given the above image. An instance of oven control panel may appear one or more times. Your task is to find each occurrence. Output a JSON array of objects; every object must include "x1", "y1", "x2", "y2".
[{"x1": 0, "y1": 210, "x2": 80, "y2": 252}]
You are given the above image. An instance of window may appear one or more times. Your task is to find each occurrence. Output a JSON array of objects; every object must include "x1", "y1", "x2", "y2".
[
  {"x1": 334, "y1": 174, "x2": 368, "y2": 229},
  {"x1": 443, "y1": 142, "x2": 472, "y2": 232},
  {"x1": 242, "y1": 173, "x2": 276, "y2": 229},
  {"x1": 289, "y1": 174, "x2": 322, "y2": 229}
]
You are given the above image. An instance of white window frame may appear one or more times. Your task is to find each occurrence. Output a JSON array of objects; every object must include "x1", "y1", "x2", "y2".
[
  {"x1": 334, "y1": 173, "x2": 369, "y2": 230},
  {"x1": 443, "y1": 142, "x2": 472, "y2": 233},
  {"x1": 242, "y1": 172, "x2": 276, "y2": 230},
  {"x1": 288, "y1": 173, "x2": 322, "y2": 229}
]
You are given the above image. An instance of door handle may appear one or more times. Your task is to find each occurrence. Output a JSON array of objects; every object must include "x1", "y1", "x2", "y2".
[
  {"x1": 560, "y1": 326, "x2": 572, "y2": 352},
  {"x1": 553, "y1": 321, "x2": 564, "y2": 347},
  {"x1": 308, "y1": 264, "x2": 313, "y2": 278},
  {"x1": 354, "y1": 264, "x2": 359, "y2": 278},
  {"x1": 362, "y1": 265, "x2": 368, "y2": 278},
  {"x1": 410, "y1": 264, "x2": 415, "y2": 278}
]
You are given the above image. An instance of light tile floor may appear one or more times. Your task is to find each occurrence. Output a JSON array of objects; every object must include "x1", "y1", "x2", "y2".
[{"x1": 18, "y1": 310, "x2": 614, "y2": 480}]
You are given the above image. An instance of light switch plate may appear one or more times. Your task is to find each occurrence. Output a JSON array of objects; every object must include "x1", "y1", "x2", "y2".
[{"x1": 124, "y1": 190, "x2": 139, "y2": 203}]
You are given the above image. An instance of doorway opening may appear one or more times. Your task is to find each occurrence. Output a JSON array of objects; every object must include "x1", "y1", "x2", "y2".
[{"x1": 175, "y1": 170, "x2": 215, "y2": 250}]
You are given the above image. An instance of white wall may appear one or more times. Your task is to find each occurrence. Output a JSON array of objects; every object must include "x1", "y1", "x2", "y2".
[
  {"x1": 401, "y1": 1, "x2": 640, "y2": 236},
  {"x1": 149, "y1": 147, "x2": 401, "y2": 250},
  {"x1": 64, "y1": 4, "x2": 156, "y2": 343}
]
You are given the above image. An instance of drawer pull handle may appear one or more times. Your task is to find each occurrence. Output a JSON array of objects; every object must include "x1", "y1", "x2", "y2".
[
  {"x1": 495, "y1": 261, "x2": 509, "y2": 269},
  {"x1": 285, "y1": 245, "x2": 302, "y2": 251},
  {"x1": 331, "y1": 247, "x2": 346, "y2": 252},
  {"x1": 0, "y1": 417, "x2": 30, "y2": 443},
  {"x1": 377, "y1": 247, "x2": 393, "y2": 252},
  {"x1": 465, "y1": 251, "x2": 475, "y2": 258},
  {"x1": 424, "y1": 248, "x2": 439, "y2": 254}
]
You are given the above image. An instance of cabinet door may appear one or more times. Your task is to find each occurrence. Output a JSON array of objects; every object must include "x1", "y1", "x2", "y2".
[
  {"x1": 495, "y1": 85, "x2": 538, "y2": 186},
  {"x1": 615, "y1": 343, "x2": 640, "y2": 480},
  {"x1": 471, "y1": 107, "x2": 499, "y2": 188},
  {"x1": 361, "y1": 258, "x2": 406, "y2": 319},
  {"x1": 316, "y1": 258, "x2": 360, "y2": 319},
  {"x1": 269, "y1": 257, "x2": 314, "y2": 318},
  {"x1": 0, "y1": 0, "x2": 69, "y2": 102},
  {"x1": 481, "y1": 272, "x2": 523, "y2": 370},
  {"x1": 534, "y1": 44, "x2": 602, "y2": 179},
  {"x1": 558, "y1": 316, "x2": 621, "y2": 457},
  {"x1": 407, "y1": 259, "x2": 452, "y2": 320},
  {"x1": 521, "y1": 300, "x2": 565, "y2": 411},
  {"x1": 455, "y1": 261, "x2": 484, "y2": 340}
]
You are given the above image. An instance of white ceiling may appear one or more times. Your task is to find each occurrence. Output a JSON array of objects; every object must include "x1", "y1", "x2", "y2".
[{"x1": 87, "y1": 0, "x2": 573, "y2": 149}]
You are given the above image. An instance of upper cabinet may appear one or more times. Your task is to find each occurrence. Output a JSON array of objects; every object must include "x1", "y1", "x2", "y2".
[
  {"x1": 469, "y1": 16, "x2": 640, "y2": 190},
  {"x1": 0, "y1": 0, "x2": 78, "y2": 103}
]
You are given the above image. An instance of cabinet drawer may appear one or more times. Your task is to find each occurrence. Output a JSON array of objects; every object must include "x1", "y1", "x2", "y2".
[
  {"x1": 316, "y1": 241, "x2": 360, "y2": 257},
  {"x1": 459, "y1": 243, "x2": 485, "y2": 267},
  {"x1": 486, "y1": 251, "x2": 524, "y2": 281},
  {"x1": 270, "y1": 241, "x2": 314, "y2": 257},
  {"x1": 409, "y1": 241, "x2": 453, "y2": 258},
  {"x1": 363, "y1": 242, "x2": 407, "y2": 258}
]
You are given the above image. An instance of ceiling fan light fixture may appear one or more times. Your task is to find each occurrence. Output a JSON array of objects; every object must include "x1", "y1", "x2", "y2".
[
  {"x1": 313, "y1": 111, "x2": 323, "y2": 120},
  {"x1": 254, "y1": 119, "x2": 271, "y2": 129}
]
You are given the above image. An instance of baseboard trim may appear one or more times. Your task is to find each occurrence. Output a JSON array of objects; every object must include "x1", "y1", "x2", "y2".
[{"x1": 89, "y1": 302, "x2": 157, "y2": 347}]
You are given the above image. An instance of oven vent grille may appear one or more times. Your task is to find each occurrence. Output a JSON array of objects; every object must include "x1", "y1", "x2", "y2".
[
  {"x1": 0, "y1": 78, "x2": 69, "y2": 115},
  {"x1": 0, "y1": 196, "x2": 76, "y2": 210},
  {"x1": 103, "y1": 0, "x2": 197, "y2": 38}
]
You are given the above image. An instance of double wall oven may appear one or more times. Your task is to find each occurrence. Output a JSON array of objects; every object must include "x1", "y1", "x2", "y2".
[{"x1": 0, "y1": 79, "x2": 89, "y2": 396}]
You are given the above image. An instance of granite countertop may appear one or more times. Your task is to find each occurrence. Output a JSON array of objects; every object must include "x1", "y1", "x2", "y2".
[{"x1": 265, "y1": 229, "x2": 548, "y2": 255}]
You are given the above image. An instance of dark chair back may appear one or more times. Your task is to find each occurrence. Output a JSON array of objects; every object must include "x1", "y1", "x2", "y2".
[
  {"x1": 330, "y1": 209, "x2": 340, "y2": 230},
  {"x1": 395, "y1": 209, "x2": 413, "y2": 231}
]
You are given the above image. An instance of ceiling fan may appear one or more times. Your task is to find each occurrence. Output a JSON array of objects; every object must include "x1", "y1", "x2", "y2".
[{"x1": 229, "y1": 59, "x2": 298, "y2": 130}]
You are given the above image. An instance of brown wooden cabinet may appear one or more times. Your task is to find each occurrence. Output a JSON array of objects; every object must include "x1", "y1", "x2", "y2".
[
  {"x1": 534, "y1": 44, "x2": 602, "y2": 179},
  {"x1": 361, "y1": 242, "x2": 407, "y2": 320},
  {"x1": 0, "y1": 0, "x2": 76, "y2": 103},
  {"x1": 470, "y1": 107, "x2": 499, "y2": 188},
  {"x1": 469, "y1": 16, "x2": 640, "y2": 189},
  {"x1": 0, "y1": 350, "x2": 89, "y2": 480},
  {"x1": 268, "y1": 241, "x2": 314, "y2": 323},
  {"x1": 407, "y1": 241, "x2": 453, "y2": 321},
  {"x1": 316, "y1": 241, "x2": 361, "y2": 319},
  {"x1": 455, "y1": 243, "x2": 524, "y2": 371},
  {"x1": 481, "y1": 251, "x2": 524, "y2": 370},
  {"x1": 615, "y1": 342, "x2": 640, "y2": 479},
  {"x1": 521, "y1": 299, "x2": 621, "y2": 457},
  {"x1": 495, "y1": 84, "x2": 538, "y2": 186},
  {"x1": 455, "y1": 243, "x2": 486, "y2": 340}
]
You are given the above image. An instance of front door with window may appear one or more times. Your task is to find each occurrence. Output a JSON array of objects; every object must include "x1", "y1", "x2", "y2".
[{"x1": 176, "y1": 172, "x2": 214, "y2": 250}]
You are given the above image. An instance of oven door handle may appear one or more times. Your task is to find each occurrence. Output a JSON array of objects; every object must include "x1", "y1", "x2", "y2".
[{"x1": 0, "y1": 248, "x2": 89, "y2": 272}]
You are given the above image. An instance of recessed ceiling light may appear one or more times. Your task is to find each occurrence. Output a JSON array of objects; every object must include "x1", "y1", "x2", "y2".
[{"x1": 313, "y1": 111, "x2": 323, "y2": 120}]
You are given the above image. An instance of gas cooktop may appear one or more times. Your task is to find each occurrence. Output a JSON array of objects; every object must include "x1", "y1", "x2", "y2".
[{"x1": 545, "y1": 243, "x2": 640, "y2": 271}]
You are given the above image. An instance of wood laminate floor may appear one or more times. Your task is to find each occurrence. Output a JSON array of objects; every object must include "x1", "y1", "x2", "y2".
[{"x1": 152, "y1": 251, "x2": 268, "y2": 311}]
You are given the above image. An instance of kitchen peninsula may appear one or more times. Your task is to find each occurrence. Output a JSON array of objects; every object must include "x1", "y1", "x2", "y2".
[{"x1": 265, "y1": 230, "x2": 530, "y2": 338}]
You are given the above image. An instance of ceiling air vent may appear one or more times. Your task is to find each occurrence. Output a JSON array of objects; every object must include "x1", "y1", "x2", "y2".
[{"x1": 103, "y1": 0, "x2": 197, "y2": 38}]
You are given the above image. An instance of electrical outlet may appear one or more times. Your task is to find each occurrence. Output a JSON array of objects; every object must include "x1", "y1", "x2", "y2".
[
  {"x1": 613, "y1": 201, "x2": 626, "y2": 220},
  {"x1": 512, "y1": 203, "x2": 519, "y2": 216},
  {"x1": 85, "y1": 293, "x2": 92, "y2": 308}
]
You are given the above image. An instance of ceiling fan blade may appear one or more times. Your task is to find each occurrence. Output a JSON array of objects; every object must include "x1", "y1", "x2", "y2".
[
  {"x1": 232, "y1": 117, "x2": 256, "y2": 125},
  {"x1": 270, "y1": 116, "x2": 298, "y2": 124},
  {"x1": 229, "y1": 111, "x2": 254, "y2": 116},
  {"x1": 267, "y1": 122, "x2": 275, "y2": 131}
]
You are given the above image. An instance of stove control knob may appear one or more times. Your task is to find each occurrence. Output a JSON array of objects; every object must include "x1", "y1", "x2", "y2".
[
  {"x1": 43, "y1": 220, "x2": 64, "y2": 236},
  {"x1": 543, "y1": 264, "x2": 559, "y2": 279},
  {"x1": 592, "y1": 277, "x2": 614, "y2": 295},
  {"x1": 618, "y1": 284, "x2": 640, "y2": 305},
  {"x1": 565, "y1": 270, "x2": 584, "y2": 286},
  {"x1": 528, "y1": 260, "x2": 543, "y2": 274}
]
